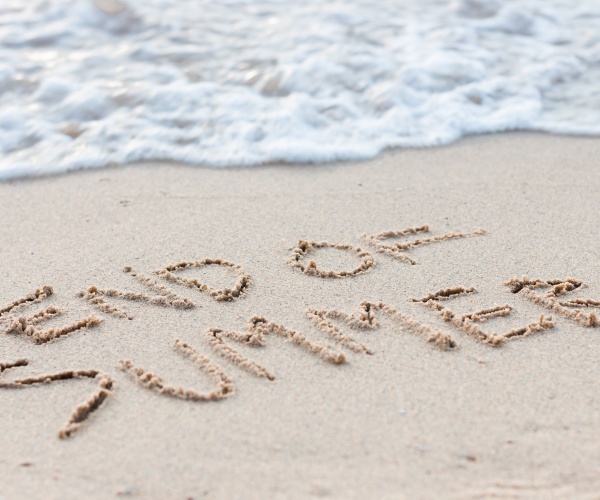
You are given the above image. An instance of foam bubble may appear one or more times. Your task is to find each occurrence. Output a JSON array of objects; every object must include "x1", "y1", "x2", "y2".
[{"x1": 0, "y1": 0, "x2": 599, "y2": 179}]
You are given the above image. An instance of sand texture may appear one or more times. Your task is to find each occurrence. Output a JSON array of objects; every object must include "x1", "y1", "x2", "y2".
[{"x1": 1, "y1": 133, "x2": 599, "y2": 499}]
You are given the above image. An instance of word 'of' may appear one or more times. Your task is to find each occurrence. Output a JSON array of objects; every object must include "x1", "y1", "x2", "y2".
[{"x1": 288, "y1": 225, "x2": 485, "y2": 277}]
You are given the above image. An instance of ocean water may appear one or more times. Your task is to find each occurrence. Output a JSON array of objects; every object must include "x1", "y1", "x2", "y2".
[{"x1": 0, "y1": 0, "x2": 599, "y2": 179}]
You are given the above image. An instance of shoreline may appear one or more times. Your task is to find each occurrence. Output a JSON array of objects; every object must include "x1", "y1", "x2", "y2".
[{"x1": 2, "y1": 131, "x2": 598, "y2": 184}]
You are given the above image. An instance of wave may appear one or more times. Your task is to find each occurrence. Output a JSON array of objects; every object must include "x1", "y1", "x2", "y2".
[{"x1": 0, "y1": 0, "x2": 599, "y2": 178}]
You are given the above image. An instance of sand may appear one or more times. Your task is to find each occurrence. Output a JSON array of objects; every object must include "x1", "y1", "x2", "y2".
[{"x1": 0, "y1": 133, "x2": 599, "y2": 499}]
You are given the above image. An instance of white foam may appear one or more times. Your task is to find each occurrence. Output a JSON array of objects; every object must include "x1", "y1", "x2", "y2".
[{"x1": 0, "y1": 0, "x2": 599, "y2": 179}]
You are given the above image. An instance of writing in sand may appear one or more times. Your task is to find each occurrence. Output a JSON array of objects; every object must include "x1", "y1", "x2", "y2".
[{"x1": 1, "y1": 225, "x2": 598, "y2": 439}]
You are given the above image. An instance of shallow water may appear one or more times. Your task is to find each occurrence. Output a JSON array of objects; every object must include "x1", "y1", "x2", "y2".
[{"x1": 1, "y1": 0, "x2": 599, "y2": 178}]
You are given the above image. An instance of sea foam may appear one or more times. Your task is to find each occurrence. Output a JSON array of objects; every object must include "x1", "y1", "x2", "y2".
[{"x1": 0, "y1": 0, "x2": 599, "y2": 178}]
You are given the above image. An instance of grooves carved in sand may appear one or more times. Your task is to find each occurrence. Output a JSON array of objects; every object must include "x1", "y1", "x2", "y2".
[
  {"x1": 207, "y1": 316, "x2": 346, "y2": 380},
  {"x1": 413, "y1": 286, "x2": 554, "y2": 346},
  {"x1": 1, "y1": 286, "x2": 102, "y2": 344},
  {"x1": 80, "y1": 267, "x2": 195, "y2": 319},
  {"x1": 120, "y1": 339, "x2": 233, "y2": 401},
  {"x1": 157, "y1": 259, "x2": 251, "y2": 302},
  {"x1": 308, "y1": 301, "x2": 456, "y2": 351},
  {"x1": 363, "y1": 225, "x2": 486, "y2": 265},
  {"x1": 506, "y1": 276, "x2": 599, "y2": 327},
  {"x1": 306, "y1": 308, "x2": 374, "y2": 355},
  {"x1": 0, "y1": 359, "x2": 113, "y2": 439},
  {"x1": 0, "y1": 285, "x2": 54, "y2": 318},
  {"x1": 207, "y1": 303, "x2": 455, "y2": 381},
  {"x1": 288, "y1": 240, "x2": 375, "y2": 278},
  {"x1": 4, "y1": 245, "x2": 600, "y2": 441},
  {"x1": 81, "y1": 260, "x2": 251, "y2": 319}
]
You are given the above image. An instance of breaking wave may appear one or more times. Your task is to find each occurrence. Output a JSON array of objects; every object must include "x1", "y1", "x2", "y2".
[{"x1": 0, "y1": 0, "x2": 599, "y2": 178}]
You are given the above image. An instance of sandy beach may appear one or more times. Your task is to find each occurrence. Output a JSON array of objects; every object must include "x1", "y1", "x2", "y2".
[{"x1": 1, "y1": 132, "x2": 600, "y2": 499}]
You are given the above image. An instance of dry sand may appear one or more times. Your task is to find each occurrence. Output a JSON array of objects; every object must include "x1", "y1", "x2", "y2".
[{"x1": 0, "y1": 133, "x2": 599, "y2": 499}]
